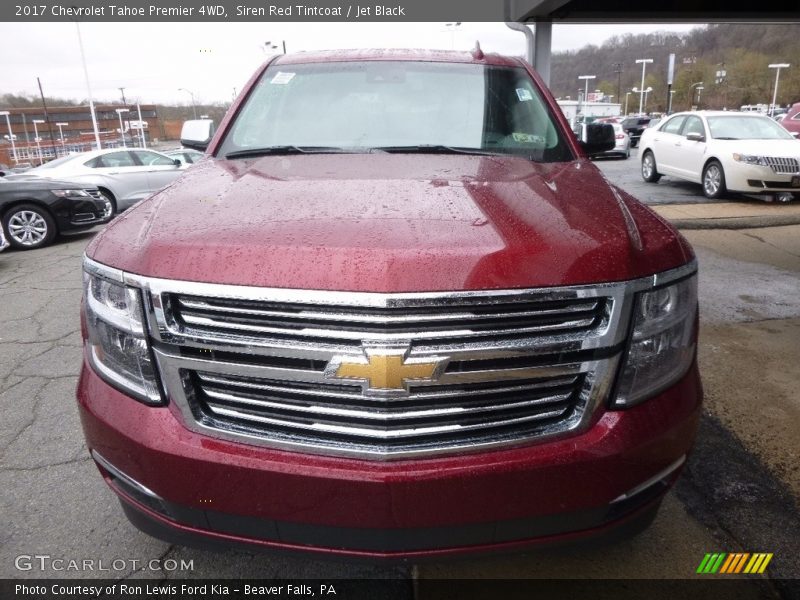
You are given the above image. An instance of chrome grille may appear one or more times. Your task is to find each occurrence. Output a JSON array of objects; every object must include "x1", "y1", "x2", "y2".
[
  {"x1": 764, "y1": 156, "x2": 800, "y2": 174},
  {"x1": 137, "y1": 277, "x2": 642, "y2": 459}
]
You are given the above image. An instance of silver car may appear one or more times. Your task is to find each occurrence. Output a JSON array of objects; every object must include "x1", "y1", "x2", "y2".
[{"x1": 6, "y1": 148, "x2": 187, "y2": 215}]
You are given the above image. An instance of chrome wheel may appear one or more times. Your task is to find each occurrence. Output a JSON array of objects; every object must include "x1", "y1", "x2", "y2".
[
  {"x1": 642, "y1": 154, "x2": 654, "y2": 179},
  {"x1": 8, "y1": 210, "x2": 48, "y2": 246},
  {"x1": 703, "y1": 165, "x2": 722, "y2": 196}
]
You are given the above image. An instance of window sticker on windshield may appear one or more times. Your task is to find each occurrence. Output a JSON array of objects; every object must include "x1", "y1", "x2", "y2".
[
  {"x1": 270, "y1": 72, "x2": 295, "y2": 85},
  {"x1": 516, "y1": 88, "x2": 533, "y2": 102},
  {"x1": 512, "y1": 132, "x2": 544, "y2": 144}
]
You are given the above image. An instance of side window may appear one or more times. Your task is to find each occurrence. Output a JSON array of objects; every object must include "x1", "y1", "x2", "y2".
[
  {"x1": 131, "y1": 151, "x2": 174, "y2": 166},
  {"x1": 682, "y1": 117, "x2": 705, "y2": 137},
  {"x1": 84, "y1": 156, "x2": 104, "y2": 168},
  {"x1": 99, "y1": 151, "x2": 136, "y2": 167},
  {"x1": 662, "y1": 116, "x2": 686, "y2": 134}
]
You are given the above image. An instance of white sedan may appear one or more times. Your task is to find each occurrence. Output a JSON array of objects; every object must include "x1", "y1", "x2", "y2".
[
  {"x1": 5, "y1": 148, "x2": 187, "y2": 214},
  {"x1": 639, "y1": 111, "x2": 800, "y2": 201}
]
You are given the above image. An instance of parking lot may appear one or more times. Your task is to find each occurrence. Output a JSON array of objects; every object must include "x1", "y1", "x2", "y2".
[{"x1": 1, "y1": 153, "x2": 799, "y2": 597}]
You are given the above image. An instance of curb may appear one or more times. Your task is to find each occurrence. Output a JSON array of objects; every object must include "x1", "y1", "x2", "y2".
[{"x1": 666, "y1": 214, "x2": 800, "y2": 230}]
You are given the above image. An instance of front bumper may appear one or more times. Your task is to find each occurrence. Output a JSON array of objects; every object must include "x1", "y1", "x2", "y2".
[
  {"x1": 78, "y1": 357, "x2": 702, "y2": 559},
  {"x1": 726, "y1": 163, "x2": 800, "y2": 194}
]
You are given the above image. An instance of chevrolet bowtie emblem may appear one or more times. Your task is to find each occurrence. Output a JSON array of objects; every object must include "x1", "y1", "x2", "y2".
[{"x1": 325, "y1": 348, "x2": 448, "y2": 395}]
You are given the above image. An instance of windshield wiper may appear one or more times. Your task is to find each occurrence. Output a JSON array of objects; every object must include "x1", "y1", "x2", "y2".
[
  {"x1": 371, "y1": 144, "x2": 500, "y2": 156},
  {"x1": 713, "y1": 137, "x2": 739, "y2": 140},
  {"x1": 225, "y1": 146, "x2": 357, "y2": 159}
]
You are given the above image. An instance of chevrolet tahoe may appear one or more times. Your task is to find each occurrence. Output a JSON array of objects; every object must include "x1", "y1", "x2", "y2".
[{"x1": 77, "y1": 49, "x2": 702, "y2": 559}]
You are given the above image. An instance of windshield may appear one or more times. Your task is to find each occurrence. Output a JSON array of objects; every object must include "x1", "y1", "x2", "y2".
[
  {"x1": 707, "y1": 116, "x2": 795, "y2": 140},
  {"x1": 218, "y1": 61, "x2": 572, "y2": 162}
]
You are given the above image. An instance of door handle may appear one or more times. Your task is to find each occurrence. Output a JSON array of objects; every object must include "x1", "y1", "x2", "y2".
[{"x1": 675, "y1": 142, "x2": 682, "y2": 147}]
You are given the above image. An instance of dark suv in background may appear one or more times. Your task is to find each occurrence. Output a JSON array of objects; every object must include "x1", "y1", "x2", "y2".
[{"x1": 622, "y1": 116, "x2": 652, "y2": 147}]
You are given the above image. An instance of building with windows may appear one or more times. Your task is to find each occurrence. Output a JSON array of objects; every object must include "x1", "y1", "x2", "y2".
[{"x1": 0, "y1": 104, "x2": 161, "y2": 165}]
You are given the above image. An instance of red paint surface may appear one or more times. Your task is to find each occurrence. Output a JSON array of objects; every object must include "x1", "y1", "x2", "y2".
[
  {"x1": 86, "y1": 154, "x2": 692, "y2": 292},
  {"x1": 78, "y1": 357, "x2": 702, "y2": 531}
]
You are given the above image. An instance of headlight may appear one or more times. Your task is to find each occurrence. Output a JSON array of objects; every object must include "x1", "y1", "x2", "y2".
[
  {"x1": 732, "y1": 153, "x2": 768, "y2": 166},
  {"x1": 613, "y1": 274, "x2": 698, "y2": 407},
  {"x1": 82, "y1": 259, "x2": 162, "y2": 405},
  {"x1": 51, "y1": 189, "x2": 90, "y2": 198}
]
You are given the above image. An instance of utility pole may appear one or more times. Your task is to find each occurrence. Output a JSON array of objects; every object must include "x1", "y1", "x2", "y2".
[
  {"x1": 119, "y1": 87, "x2": 127, "y2": 104},
  {"x1": 36, "y1": 77, "x2": 58, "y2": 155},
  {"x1": 612, "y1": 63, "x2": 622, "y2": 105}
]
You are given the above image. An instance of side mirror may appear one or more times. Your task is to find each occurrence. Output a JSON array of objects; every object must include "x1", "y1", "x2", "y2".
[
  {"x1": 173, "y1": 158, "x2": 182, "y2": 167},
  {"x1": 180, "y1": 119, "x2": 215, "y2": 151},
  {"x1": 791, "y1": 132, "x2": 799, "y2": 138},
  {"x1": 686, "y1": 132, "x2": 705, "y2": 142},
  {"x1": 579, "y1": 123, "x2": 616, "y2": 155}
]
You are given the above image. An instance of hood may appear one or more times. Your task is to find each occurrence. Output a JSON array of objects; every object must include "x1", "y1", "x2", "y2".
[
  {"x1": 86, "y1": 154, "x2": 692, "y2": 292},
  {"x1": 713, "y1": 138, "x2": 800, "y2": 156}
]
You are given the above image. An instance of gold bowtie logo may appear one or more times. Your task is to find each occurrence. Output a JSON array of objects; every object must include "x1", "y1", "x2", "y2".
[{"x1": 326, "y1": 349, "x2": 447, "y2": 395}]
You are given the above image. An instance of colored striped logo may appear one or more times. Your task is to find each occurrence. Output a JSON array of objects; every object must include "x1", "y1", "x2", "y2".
[{"x1": 697, "y1": 553, "x2": 773, "y2": 574}]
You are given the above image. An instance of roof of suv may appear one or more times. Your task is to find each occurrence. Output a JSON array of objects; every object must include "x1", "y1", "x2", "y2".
[{"x1": 271, "y1": 48, "x2": 522, "y2": 67}]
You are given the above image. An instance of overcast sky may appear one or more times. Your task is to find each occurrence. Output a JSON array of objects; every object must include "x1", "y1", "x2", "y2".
[{"x1": 0, "y1": 22, "x2": 699, "y2": 105}]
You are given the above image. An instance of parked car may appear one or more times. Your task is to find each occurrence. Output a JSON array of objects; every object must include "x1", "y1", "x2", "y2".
[
  {"x1": 0, "y1": 222, "x2": 8, "y2": 251},
  {"x1": 5, "y1": 148, "x2": 186, "y2": 215},
  {"x1": 621, "y1": 116, "x2": 652, "y2": 147},
  {"x1": 0, "y1": 178, "x2": 111, "y2": 250},
  {"x1": 779, "y1": 101, "x2": 800, "y2": 137},
  {"x1": 78, "y1": 49, "x2": 701, "y2": 559},
  {"x1": 164, "y1": 148, "x2": 205, "y2": 165},
  {"x1": 639, "y1": 110, "x2": 800, "y2": 201},
  {"x1": 0, "y1": 161, "x2": 34, "y2": 176}
]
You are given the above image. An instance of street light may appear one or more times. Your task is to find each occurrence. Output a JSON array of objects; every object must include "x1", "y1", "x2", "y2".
[
  {"x1": 55, "y1": 122, "x2": 68, "y2": 149},
  {"x1": 178, "y1": 88, "x2": 197, "y2": 119},
  {"x1": 768, "y1": 63, "x2": 790, "y2": 117},
  {"x1": 635, "y1": 59, "x2": 653, "y2": 114},
  {"x1": 695, "y1": 86, "x2": 705, "y2": 109},
  {"x1": 578, "y1": 75, "x2": 595, "y2": 115},
  {"x1": 624, "y1": 91, "x2": 631, "y2": 115},
  {"x1": 444, "y1": 23, "x2": 461, "y2": 49},
  {"x1": 632, "y1": 87, "x2": 653, "y2": 113},
  {"x1": 264, "y1": 40, "x2": 287, "y2": 54},
  {"x1": 0, "y1": 111, "x2": 17, "y2": 162},
  {"x1": 115, "y1": 108, "x2": 129, "y2": 148},
  {"x1": 689, "y1": 82, "x2": 704, "y2": 110},
  {"x1": 32, "y1": 119, "x2": 44, "y2": 165},
  {"x1": 668, "y1": 89, "x2": 676, "y2": 113}
]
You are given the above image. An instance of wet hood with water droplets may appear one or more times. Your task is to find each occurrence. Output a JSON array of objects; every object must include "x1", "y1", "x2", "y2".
[{"x1": 86, "y1": 154, "x2": 693, "y2": 292}]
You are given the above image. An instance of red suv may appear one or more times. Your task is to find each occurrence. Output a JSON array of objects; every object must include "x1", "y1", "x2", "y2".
[
  {"x1": 77, "y1": 50, "x2": 702, "y2": 559},
  {"x1": 779, "y1": 101, "x2": 800, "y2": 137}
]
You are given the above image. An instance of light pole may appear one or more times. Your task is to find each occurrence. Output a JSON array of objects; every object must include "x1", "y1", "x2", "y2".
[
  {"x1": 768, "y1": 63, "x2": 790, "y2": 117},
  {"x1": 444, "y1": 23, "x2": 461, "y2": 49},
  {"x1": 264, "y1": 40, "x2": 287, "y2": 54},
  {"x1": 55, "y1": 122, "x2": 68, "y2": 151},
  {"x1": 624, "y1": 91, "x2": 631, "y2": 115},
  {"x1": 0, "y1": 111, "x2": 17, "y2": 162},
  {"x1": 115, "y1": 108, "x2": 129, "y2": 147},
  {"x1": 635, "y1": 58, "x2": 653, "y2": 114},
  {"x1": 578, "y1": 75, "x2": 595, "y2": 116},
  {"x1": 689, "y1": 82, "x2": 704, "y2": 110},
  {"x1": 32, "y1": 119, "x2": 44, "y2": 164},
  {"x1": 695, "y1": 86, "x2": 705, "y2": 109},
  {"x1": 632, "y1": 87, "x2": 652, "y2": 113},
  {"x1": 668, "y1": 89, "x2": 676, "y2": 113},
  {"x1": 178, "y1": 88, "x2": 197, "y2": 119},
  {"x1": 136, "y1": 102, "x2": 146, "y2": 149}
]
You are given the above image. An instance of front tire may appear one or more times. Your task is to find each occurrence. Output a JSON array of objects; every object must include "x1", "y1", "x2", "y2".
[
  {"x1": 702, "y1": 160, "x2": 727, "y2": 199},
  {"x1": 641, "y1": 150, "x2": 661, "y2": 183},
  {"x1": 2, "y1": 204, "x2": 57, "y2": 250},
  {"x1": 98, "y1": 189, "x2": 117, "y2": 217}
]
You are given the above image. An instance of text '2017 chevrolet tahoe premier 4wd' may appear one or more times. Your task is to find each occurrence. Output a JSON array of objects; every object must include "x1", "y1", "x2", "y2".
[{"x1": 77, "y1": 49, "x2": 702, "y2": 559}]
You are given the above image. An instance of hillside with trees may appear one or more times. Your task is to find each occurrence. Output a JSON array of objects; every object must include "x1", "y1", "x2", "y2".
[{"x1": 550, "y1": 23, "x2": 800, "y2": 114}]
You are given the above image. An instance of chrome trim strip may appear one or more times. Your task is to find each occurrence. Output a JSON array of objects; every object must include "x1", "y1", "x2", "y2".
[
  {"x1": 611, "y1": 455, "x2": 686, "y2": 503},
  {"x1": 91, "y1": 449, "x2": 163, "y2": 501}
]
